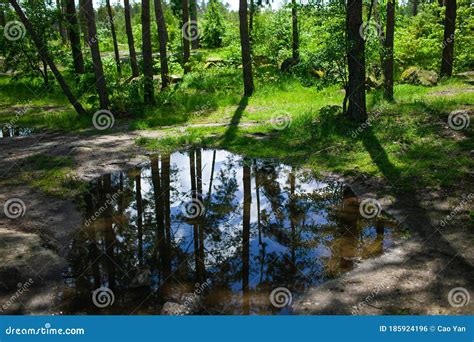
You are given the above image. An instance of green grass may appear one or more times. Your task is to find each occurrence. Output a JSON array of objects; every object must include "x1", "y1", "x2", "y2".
[
  {"x1": 1, "y1": 56, "x2": 473, "y2": 195},
  {"x1": 1, "y1": 154, "x2": 87, "y2": 198}
]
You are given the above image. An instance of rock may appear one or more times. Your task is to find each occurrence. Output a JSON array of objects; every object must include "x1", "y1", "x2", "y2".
[
  {"x1": 161, "y1": 301, "x2": 190, "y2": 315},
  {"x1": 401, "y1": 67, "x2": 438, "y2": 86},
  {"x1": 280, "y1": 57, "x2": 299, "y2": 72}
]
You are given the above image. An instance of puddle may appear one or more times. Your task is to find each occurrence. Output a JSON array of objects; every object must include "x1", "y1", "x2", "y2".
[
  {"x1": 58, "y1": 149, "x2": 397, "y2": 315},
  {"x1": 0, "y1": 126, "x2": 34, "y2": 138}
]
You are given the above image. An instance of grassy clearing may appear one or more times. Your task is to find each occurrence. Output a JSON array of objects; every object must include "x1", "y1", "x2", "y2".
[{"x1": 1, "y1": 154, "x2": 87, "y2": 198}]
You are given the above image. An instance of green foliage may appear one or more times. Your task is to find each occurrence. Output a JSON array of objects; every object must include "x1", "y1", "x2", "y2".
[{"x1": 201, "y1": 0, "x2": 226, "y2": 48}]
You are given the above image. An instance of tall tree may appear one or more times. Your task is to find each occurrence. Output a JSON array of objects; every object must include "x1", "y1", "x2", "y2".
[
  {"x1": 413, "y1": 0, "x2": 418, "y2": 16},
  {"x1": 346, "y1": 0, "x2": 367, "y2": 122},
  {"x1": 291, "y1": 0, "x2": 299, "y2": 61},
  {"x1": 383, "y1": 0, "x2": 395, "y2": 101},
  {"x1": 189, "y1": 0, "x2": 199, "y2": 49},
  {"x1": 82, "y1": 0, "x2": 110, "y2": 109},
  {"x1": 181, "y1": 0, "x2": 191, "y2": 69},
  {"x1": 65, "y1": 0, "x2": 85, "y2": 74},
  {"x1": 56, "y1": 0, "x2": 67, "y2": 44},
  {"x1": 124, "y1": 0, "x2": 139, "y2": 77},
  {"x1": 105, "y1": 0, "x2": 121, "y2": 74},
  {"x1": 440, "y1": 0, "x2": 457, "y2": 77},
  {"x1": 142, "y1": 0, "x2": 155, "y2": 104},
  {"x1": 239, "y1": 0, "x2": 254, "y2": 96},
  {"x1": 154, "y1": 0, "x2": 170, "y2": 88},
  {"x1": 8, "y1": 0, "x2": 86, "y2": 116},
  {"x1": 242, "y1": 160, "x2": 251, "y2": 315}
]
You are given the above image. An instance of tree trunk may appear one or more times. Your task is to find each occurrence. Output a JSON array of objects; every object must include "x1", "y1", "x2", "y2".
[
  {"x1": 154, "y1": 0, "x2": 170, "y2": 88},
  {"x1": 65, "y1": 0, "x2": 85, "y2": 74},
  {"x1": 413, "y1": 0, "x2": 418, "y2": 16},
  {"x1": 124, "y1": 0, "x2": 139, "y2": 77},
  {"x1": 56, "y1": 0, "x2": 67, "y2": 44},
  {"x1": 190, "y1": 0, "x2": 199, "y2": 49},
  {"x1": 291, "y1": 0, "x2": 299, "y2": 61},
  {"x1": 346, "y1": 0, "x2": 367, "y2": 122},
  {"x1": 383, "y1": 0, "x2": 395, "y2": 101},
  {"x1": 182, "y1": 0, "x2": 191, "y2": 69},
  {"x1": 0, "y1": 8, "x2": 5, "y2": 27},
  {"x1": 242, "y1": 160, "x2": 251, "y2": 315},
  {"x1": 78, "y1": 0, "x2": 89, "y2": 47},
  {"x1": 106, "y1": 0, "x2": 121, "y2": 74},
  {"x1": 239, "y1": 0, "x2": 254, "y2": 96},
  {"x1": 440, "y1": 0, "x2": 456, "y2": 77},
  {"x1": 8, "y1": 0, "x2": 87, "y2": 116},
  {"x1": 142, "y1": 0, "x2": 155, "y2": 104}
]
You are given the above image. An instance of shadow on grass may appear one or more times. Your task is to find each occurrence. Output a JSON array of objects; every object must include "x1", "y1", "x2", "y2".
[{"x1": 222, "y1": 96, "x2": 249, "y2": 144}]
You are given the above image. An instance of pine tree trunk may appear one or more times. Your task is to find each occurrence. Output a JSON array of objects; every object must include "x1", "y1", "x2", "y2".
[
  {"x1": 413, "y1": 0, "x2": 418, "y2": 16},
  {"x1": 65, "y1": 0, "x2": 85, "y2": 74},
  {"x1": 56, "y1": 0, "x2": 67, "y2": 44},
  {"x1": 182, "y1": 0, "x2": 191, "y2": 68},
  {"x1": 83, "y1": 0, "x2": 110, "y2": 109},
  {"x1": 383, "y1": 0, "x2": 395, "y2": 101},
  {"x1": 106, "y1": 0, "x2": 121, "y2": 74},
  {"x1": 124, "y1": 0, "x2": 139, "y2": 77},
  {"x1": 0, "y1": 8, "x2": 5, "y2": 27},
  {"x1": 142, "y1": 0, "x2": 155, "y2": 104},
  {"x1": 239, "y1": 0, "x2": 254, "y2": 96},
  {"x1": 440, "y1": 0, "x2": 456, "y2": 77},
  {"x1": 78, "y1": 0, "x2": 89, "y2": 47},
  {"x1": 291, "y1": 0, "x2": 299, "y2": 61},
  {"x1": 346, "y1": 0, "x2": 367, "y2": 122},
  {"x1": 8, "y1": 0, "x2": 86, "y2": 116},
  {"x1": 190, "y1": 0, "x2": 199, "y2": 49},
  {"x1": 154, "y1": 0, "x2": 170, "y2": 88}
]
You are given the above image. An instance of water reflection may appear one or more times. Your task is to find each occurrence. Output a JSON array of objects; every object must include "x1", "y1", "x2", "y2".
[
  {"x1": 60, "y1": 149, "x2": 397, "y2": 315},
  {"x1": 0, "y1": 126, "x2": 34, "y2": 138}
]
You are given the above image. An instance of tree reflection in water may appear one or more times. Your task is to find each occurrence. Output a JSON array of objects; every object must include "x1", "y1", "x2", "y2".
[{"x1": 61, "y1": 149, "x2": 397, "y2": 315}]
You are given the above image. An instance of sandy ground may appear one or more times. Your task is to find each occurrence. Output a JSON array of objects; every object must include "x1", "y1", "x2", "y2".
[{"x1": 0, "y1": 128, "x2": 472, "y2": 315}]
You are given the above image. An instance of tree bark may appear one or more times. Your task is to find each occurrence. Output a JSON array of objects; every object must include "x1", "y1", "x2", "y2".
[
  {"x1": 8, "y1": 0, "x2": 87, "y2": 116},
  {"x1": 142, "y1": 0, "x2": 155, "y2": 104},
  {"x1": 0, "y1": 7, "x2": 5, "y2": 27},
  {"x1": 190, "y1": 0, "x2": 199, "y2": 49},
  {"x1": 291, "y1": 0, "x2": 299, "y2": 61},
  {"x1": 105, "y1": 0, "x2": 121, "y2": 74},
  {"x1": 182, "y1": 0, "x2": 191, "y2": 69},
  {"x1": 346, "y1": 0, "x2": 367, "y2": 122},
  {"x1": 383, "y1": 0, "x2": 395, "y2": 101},
  {"x1": 56, "y1": 0, "x2": 67, "y2": 44},
  {"x1": 124, "y1": 0, "x2": 139, "y2": 77},
  {"x1": 154, "y1": 0, "x2": 170, "y2": 88},
  {"x1": 413, "y1": 0, "x2": 418, "y2": 16},
  {"x1": 83, "y1": 0, "x2": 110, "y2": 109},
  {"x1": 65, "y1": 0, "x2": 85, "y2": 74},
  {"x1": 440, "y1": 0, "x2": 456, "y2": 77},
  {"x1": 239, "y1": 0, "x2": 254, "y2": 96}
]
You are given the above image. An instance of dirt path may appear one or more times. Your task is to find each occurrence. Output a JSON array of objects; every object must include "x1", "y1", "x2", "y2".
[{"x1": 0, "y1": 129, "x2": 472, "y2": 315}]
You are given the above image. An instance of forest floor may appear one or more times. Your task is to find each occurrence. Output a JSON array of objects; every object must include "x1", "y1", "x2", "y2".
[{"x1": 0, "y1": 74, "x2": 473, "y2": 314}]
